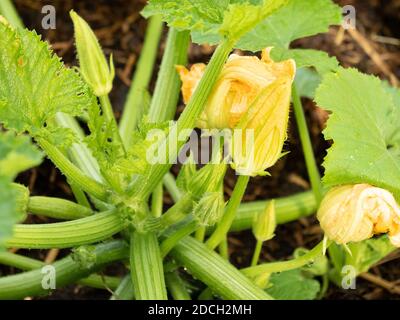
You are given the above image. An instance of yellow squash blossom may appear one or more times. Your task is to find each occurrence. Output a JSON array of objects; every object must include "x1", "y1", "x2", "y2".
[
  {"x1": 317, "y1": 184, "x2": 400, "y2": 247},
  {"x1": 177, "y1": 49, "x2": 296, "y2": 176}
]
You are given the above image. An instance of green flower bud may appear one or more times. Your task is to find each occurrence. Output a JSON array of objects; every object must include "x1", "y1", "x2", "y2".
[
  {"x1": 70, "y1": 10, "x2": 114, "y2": 96},
  {"x1": 176, "y1": 152, "x2": 197, "y2": 192},
  {"x1": 252, "y1": 200, "x2": 276, "y2": 242},
  {"x1": 192, "y1": 192, "x2": 225, "y2": 227},
  {"x1": 188, "y1": 162, "x2": 227, "y2": 197}
]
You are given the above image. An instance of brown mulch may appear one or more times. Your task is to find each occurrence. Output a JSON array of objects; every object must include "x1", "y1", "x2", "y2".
[{"x1": 2, "y1": 0, "x2": 399, "y2": 299}]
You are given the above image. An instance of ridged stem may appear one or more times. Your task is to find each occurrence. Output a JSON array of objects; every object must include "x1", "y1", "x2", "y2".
[
  {"x1": 37, "y1": 138, "x2": 109, "y2": 201},
  {"x1": 148, "y1": 28, "x2": 190, "y2": 122},
  {"x1": 130, "y1": 231, "x2": 167, "y2": 300},
  {"x1": 5, "y1": 210, "x2": 123, "y2": 249},
  {"x1": 0, "y1": 251, "x2": 121, "y2": 290},
  {"x1": 28, "y1": 196, "x2": 93, "y2": 220},
  {"x1": 171, "y1": 237, "x2": 272, "y2": 300},
  {"x1": 0, "y1": 240, "x2": 128, "y2": 299}
]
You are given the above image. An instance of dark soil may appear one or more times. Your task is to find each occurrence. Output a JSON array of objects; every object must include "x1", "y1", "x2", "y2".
[{"x1": 2, "y1": 0, "x2": 400, "y2": 300}]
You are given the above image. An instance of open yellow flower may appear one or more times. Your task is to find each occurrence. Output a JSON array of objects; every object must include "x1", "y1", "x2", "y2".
[
  {"x1": 177, "y1": 49, "x2": 296, "y2": 176},
  {"x1": 177, "y1": 48, "x2": 295, "y2": 130},
  {"x1": 317, "y1": 184, "x2": 400, "y2": 247}
]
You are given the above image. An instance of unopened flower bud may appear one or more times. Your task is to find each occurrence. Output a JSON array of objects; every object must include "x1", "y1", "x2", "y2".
[
  {"x1": 70, "y1": 10, "x2": 114, "y2": 96},
  {"x1": 192, "y1": 192, "x2": 225, "y2": 227},
  {"x1": 317, "y1": 184, "x2": 400, "y2": 247},
  {"x1": 252, "y1": 200, "x2": 276, "y2": 242}
]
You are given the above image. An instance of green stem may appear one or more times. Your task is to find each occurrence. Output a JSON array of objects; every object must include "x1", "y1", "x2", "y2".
[
  {"x1": 195, "y1": 227, "x2": 206, "y2": 242},
  {"x1": 6, "y1": 210, "x2": 123, "y2": 249},
  {"x1": 291, "y1": 85, "x2": 323, "y2": 204},
  {"x1": 119, "y1": 15, "x2": 164, "y2": 146},
  {"x1": 160, "y1": 193, "x2": 193, "y2": 228},
  {"x1": 165, "y1": 271, "x2": 191, "y2": 300},
  {"x1": 242, "y1": 240, "x2": 329, "y2": 277},
  {"x1": 0, "y1": 0, "x2": 23, "y2": 29},
  {"x1": 251, "y1": 240, "x2": 263, "y2": 266},
  {"x1": 69, "y1": 182, "x2": 91, "y2": 208},
  {"x1": 37, "y1": 138, "x2": 109, "y2": 201},
  {"x1": 131, "y1": 40, "x2": 234, "y2": 199},
  {"x1": 99, "y1": 95, "x2": 126, "y2": 154},
  {"x1": 160, "y1": 220, "x2": 198, "y2": 258},
  {"x1": 110, "y1": 275, "x2": 135, "y2": 300},
  {"x1": 219, "y1": 238, "x2": 229, "y2": 260},
  {"x1": 28, "y1": 196, "x2": 93, "y2": 220},
  {"x1": 151, "y1": 183, "x2": 163, "y2": 217},
  {"x1": 206, "y1": 175, "x2": 250, "y2": 250},
  {"x1": 232, "y1": 190, "x2": 316, "y2": 231},
  {"x1": 148, "y1": 28, "x2": 190, "y2": 123},
  {"x1": 0, "y1": 240, "x2": 128, "y2": 299},
  {"x1": 130, "y1": 231, "x2": 167, "y2": 300},
  {"x1": 163, "y1": 172, "x2": 182, "y2": 202},
  {"x1": 171, "y1": 236, "x2": 272, "y2": 300},
  {"x1": 0, "y1": 251, "x2": 121, "y2": 290}
]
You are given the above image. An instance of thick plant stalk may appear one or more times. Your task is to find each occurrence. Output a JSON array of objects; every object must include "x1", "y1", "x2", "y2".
[
  {"x1": 0, "y1": 240, "x2": 128, "y2": 299},
  {"x1": 119, "y1": 15, "x2": 164, "y2": 146},
  {"x1": 5, "y1": 210, "x2": 123, "y2": 249},
  {"x1": 291, "y1": 85, "x2": 323, "y2": 203},
  {"x1": 206, "y1": 175, "x2": 250, "y2": 250},
  {"x1": 130, "y1": 231, "x2": 167, "y2": 300},
  {"x1": 148, "y1": 28, "x2": 190, "y2": 123},
  {"x1": 28, "y1": 196, "x2": 93, "y2": 220},
  {"x1": 0, "y1": 251, "x2": 121, "y2": 290},
  {"x1": 171, "y1": 236, "x2": 272, "y2": 300}
]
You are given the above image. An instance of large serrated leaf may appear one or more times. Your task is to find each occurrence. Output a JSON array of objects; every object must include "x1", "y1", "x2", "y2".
[
  {"x1": 0, "y1": 23, "x2": 94, "y2": 145},
  {"x1": 143, "y1": 0, "x2": 287, "y2": 43},
  {"x1": 315, "y1": 68, "x2": 400, "y2": 199},
  {"x1": 236, "y1": 0, "x2": 342, "y2": 50}
]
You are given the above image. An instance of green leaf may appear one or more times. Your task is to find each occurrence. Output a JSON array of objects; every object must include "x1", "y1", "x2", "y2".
[
  {"x1": 266, "y1": 269, "x2": 320, "y2": 300},
  {"x1": 315, "y1": 68, "x2": 400, "y2": 199},
  {"x1": 236, "y1": 0, "x2": 342, "y2": 50},
  {"x1": 0, "y1": 132, "x2": 43, "y2": 179},
  {"x1": 272, "y1": 48, "x2": 339, "y2": 75},
  {"x1": 346, "y1": 236, "x2": 395, "y2": 274},
  {"x1": 143, "y1": 0, "x2": 288, "y2": 43},
  {"x1": 0, "y1": 23, "x2": 94, "y2": 145},
  {"x1": 294, "y1": 68, "x2": 321, "y2": 99},
  {"x1": 0, "y1": 132, "x2": 42, "y2": 245}
]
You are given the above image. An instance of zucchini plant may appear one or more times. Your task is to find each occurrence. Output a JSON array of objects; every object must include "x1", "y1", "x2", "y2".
[{"x1": 0, "y1": 0, "x2": 399, "y2": 300}]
